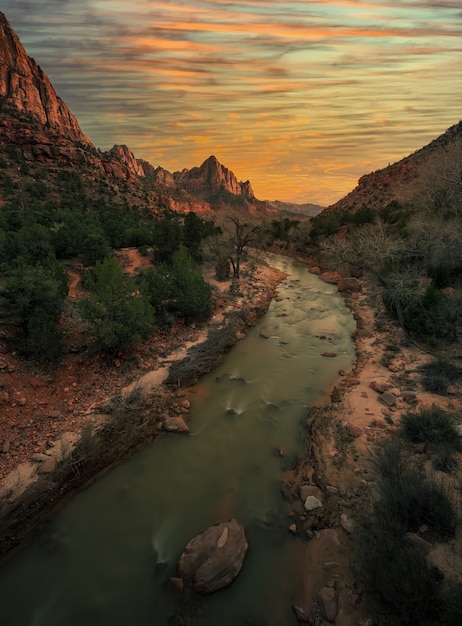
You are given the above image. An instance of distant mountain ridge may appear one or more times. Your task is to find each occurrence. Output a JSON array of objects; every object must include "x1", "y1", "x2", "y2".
[{"x1": 267, "y1": 200, "x2": 324, "y2": 217}]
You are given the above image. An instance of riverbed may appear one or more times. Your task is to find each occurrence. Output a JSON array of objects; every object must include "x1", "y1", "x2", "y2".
[{"x1": 0, "y1": 254, "x2": 355, "y2": 626}]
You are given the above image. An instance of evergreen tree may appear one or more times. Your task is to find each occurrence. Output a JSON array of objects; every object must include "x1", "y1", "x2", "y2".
[
  {"x1": 77, "y1": 255, "x2": 154, "y2": 353},
  {"x1": 1, "y1": 260, "x2": 68, "y2": 358}
]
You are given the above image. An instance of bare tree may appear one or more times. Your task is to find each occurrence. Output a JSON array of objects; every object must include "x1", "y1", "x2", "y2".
[
  {"x1": 322, "y1": 222, "x2": 415, "y2": 338},
  {"x1": 206, "y1": 214, "x2": 266, "y2": 279}
]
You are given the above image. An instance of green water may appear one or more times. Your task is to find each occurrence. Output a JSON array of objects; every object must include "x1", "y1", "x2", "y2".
[{"x1": 0, "y1": 254, "x2": 355, "y2": 626}]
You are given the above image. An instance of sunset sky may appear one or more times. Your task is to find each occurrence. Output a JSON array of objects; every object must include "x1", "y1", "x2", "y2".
[{"x1": 3, "y1": 1, "x2": 461, "y2": 205}]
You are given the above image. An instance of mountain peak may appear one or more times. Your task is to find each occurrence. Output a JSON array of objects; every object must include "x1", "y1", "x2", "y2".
[
  {"x1": 173, "y1": 155, "x2": 255, "y2": 201},
  {"x1": 0, "y1": 11, "x2": 92, "y2": 145}
]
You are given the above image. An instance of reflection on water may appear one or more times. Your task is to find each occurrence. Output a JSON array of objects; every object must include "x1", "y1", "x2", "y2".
[{"x1": 0, "y1": 254, "x2": 355, "y2": 626}]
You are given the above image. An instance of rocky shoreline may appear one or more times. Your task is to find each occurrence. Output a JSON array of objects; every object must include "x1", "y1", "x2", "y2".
[{"x1": 283, "y1": 273, "x2": 462, "y2": 625}]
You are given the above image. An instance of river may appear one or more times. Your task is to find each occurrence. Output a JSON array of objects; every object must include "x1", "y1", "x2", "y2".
[{"x1": 0, "y1": 254, "x2": 355, "y2": 626}]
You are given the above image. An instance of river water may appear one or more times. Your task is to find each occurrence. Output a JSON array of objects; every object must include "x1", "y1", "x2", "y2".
[{"x1": 0, "y1": 254, "x2": 355, "y2": 626}]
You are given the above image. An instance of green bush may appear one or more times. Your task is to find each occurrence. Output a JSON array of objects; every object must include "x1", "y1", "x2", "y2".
[
  {"x1": 401, "y1": 406, "x2": 461, "y2": 472},
  {"x1": 401, "y1": 406, "x2": 460, "y2": 448},
  {"x1": 418, "y1": 357, "x2": 462, "y2": 395},
  {"x1": 170, "y1": 248, "x2": 213, "y2": 322},
  {"x1": 78, "y1": 256, "x2": 154, "y2": 353},
  {"x1": 356, "y1": 526, "x2": 444, "y2": 625},
  {"x1": 1, "y1": 261, "x2": 67, "y2": 359},
  {"x1": 141, "y1": 248, "x2": 212, "y2": 323},
  {"x1": 354, "y1": 439, "x2": 458, "y2": 624},
  {"x1": 403, "y1": 285, "x2": 458, "y2": 342},
  {"x1": 215, "y1": 256, "x2": 230, "y2": 281},
  {"x1": 372, "y1": 440, "x2": 457, "y2": 538}
]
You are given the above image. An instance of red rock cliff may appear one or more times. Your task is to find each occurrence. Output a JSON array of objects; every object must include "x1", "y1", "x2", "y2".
[{"x1": 0, "y1": 12, "x2": 91, "y2": 145}]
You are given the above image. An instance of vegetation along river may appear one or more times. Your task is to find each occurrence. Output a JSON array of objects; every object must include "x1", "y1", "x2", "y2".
[{"x1": 0, "y1": 254, "x2": 356, "y2": 626}]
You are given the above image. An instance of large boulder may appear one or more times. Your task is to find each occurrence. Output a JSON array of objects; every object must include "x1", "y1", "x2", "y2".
[
  {"x1": 177, "y1": 519, "x2": 248, "y2": 594},
  {"x1": 163, "y1": 417, "x2": 189, "y2": 433}
]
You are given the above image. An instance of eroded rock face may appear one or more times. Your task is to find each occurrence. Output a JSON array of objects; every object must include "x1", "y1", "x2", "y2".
[
  {"x1": 177, "y1": 518, "x2": 248, "y2": 594},
  {"x1": 174, "y1": 155, "x2": 255, "y2": 200},
  {"x1": 0, "y1": 12, "x2": 91, "y2": 145}
]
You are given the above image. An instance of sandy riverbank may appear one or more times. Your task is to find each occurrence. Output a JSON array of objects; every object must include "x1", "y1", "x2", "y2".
[{"x1": 284, "y1": 273, "x2": 462, "y2": 625}]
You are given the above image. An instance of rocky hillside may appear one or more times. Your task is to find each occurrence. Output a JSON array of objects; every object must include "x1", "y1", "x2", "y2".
[
  {"x1": 0, "y1": 11, "x2": 276, "y2": 216},
  {"x1": 324, "y1": 120, "x2": 462, "y2": 215}
]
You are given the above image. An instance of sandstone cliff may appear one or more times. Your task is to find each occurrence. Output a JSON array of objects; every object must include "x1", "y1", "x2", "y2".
[
  {"x1": 107, "y1": 145, "x2": 145, "y2": 178},
  {"x1": 174, "y1": 155, "x2": 255, "y2": 201},
  {"x1": 0, "y1": 12, "x2": 91, "y2": 146}
]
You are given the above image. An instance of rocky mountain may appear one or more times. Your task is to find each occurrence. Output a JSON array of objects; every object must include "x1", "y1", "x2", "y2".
[
  {"x1": 173, "y1": 155, "x2": 255, "y2": 202},
  {"x1": 0, "y1": 11, "x2": 277, "y2": 216},
  {"x1": 324, "y1": 121, "x2": 462, "y2": 215}
]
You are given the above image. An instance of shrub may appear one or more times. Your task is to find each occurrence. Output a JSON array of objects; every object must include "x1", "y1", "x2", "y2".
[
  {"x1": 401, "y1": 406, "x2": 461, "y2": 472},
  {"x1": 401, "y1": 406, "x2": 460, "y2": 448},
  {"x1": 418, "y1": 357, "x2": 462, "y2": 395},
  {"x1": 403, "y1": 285, "x2": 458, "y2": 342},
  {"x1": 141, "y1": 248, "x2": 212, "y2": 323},
  {"x1": 372, "y1": 440, "x2": 457, "y2": 538},
  {"x1": 354, "y1": 439, "x2": 458, "y2": 624},
  {"x1": 170, "y1": 247, "x2": 212, "y2": 322},
  {"x1": 78, "y1": 255, "x2": 154, "y2": 353},
  {"x1": 215, "y1": 256, "x2": 230, "y2": 281},
  {"x1": 356, "y1": 526, "x2": 444, "y2": 625},
  {"x1": 1, "y1": 261, "x2": 67, "y2": 359}
]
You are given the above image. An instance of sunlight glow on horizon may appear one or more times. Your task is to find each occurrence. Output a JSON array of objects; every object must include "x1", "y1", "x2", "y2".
[{"x1": 2, "y1": 0, "x2": 461, "y2": 205}]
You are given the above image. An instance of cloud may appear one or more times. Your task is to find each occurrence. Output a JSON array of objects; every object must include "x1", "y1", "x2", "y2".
[{"x1": 2, "y1": 0, "x2": 461, "y2": 204}]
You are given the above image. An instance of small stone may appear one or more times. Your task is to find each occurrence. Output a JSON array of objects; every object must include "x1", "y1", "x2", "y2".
[
  {"x1": 304, "y1": 496, "x2": 323, "y2": 512},
  {"x1": 318, "y1": 586, "x2": 339, "y2": 622},
  {"x1": 163, "y1": 417, "x2": 189, "y2": 433},
  {"x1": 344, "y1": 422, "x2": 362, "y2": 438},
  {"x1": 340, "y1": 513, "x2": 355, "y2": 535},
  {"x1": 289, "y1": 524, "x2": 297, "y2": 534},
  {"x1": 369, "y1": 381, "x2": 389, "y2": 394},
  {"x1": 292, "y1": 605, "x2": 310, "y2": 622},
  {"x1": 31, "y1": 453, "x2": 50, "y2": 462},
  {"x1": 37, "y1": 456, "x2": 57, "y2": 474},
  {"x1": 169, "y1": 577, "x2": 184, "y2": 593},
  {"x1": 323, "y1": 561, "x2": 338, "y2": 571},
  {"x1": 379, "y1": 392, "x2": 396, "y2": 407},
  {"x1": 181, "y1": 399, "x2": 191, "y2": 410}
]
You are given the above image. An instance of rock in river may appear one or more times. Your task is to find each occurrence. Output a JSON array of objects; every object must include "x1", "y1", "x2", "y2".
[{"x1": 177, "y1": 518, "x2": 248, "y2": 594}]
